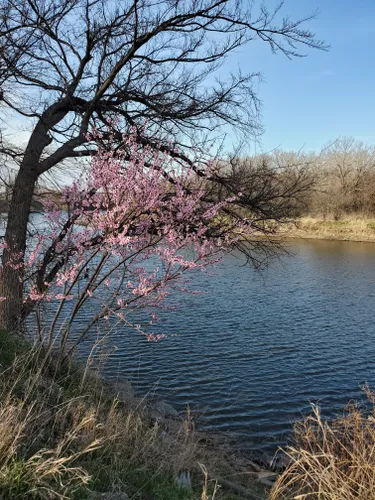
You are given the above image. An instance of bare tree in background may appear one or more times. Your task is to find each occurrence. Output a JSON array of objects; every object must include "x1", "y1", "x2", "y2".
[
  {"x1": 307, "y1": 138, "x2": 375, "y2": 218},
  {"x1": 212, "y1": 151, "x2": 316, "y2": 240},
  {"x1": 0, "y1": 0, "x2": 327, "y2": 330}
]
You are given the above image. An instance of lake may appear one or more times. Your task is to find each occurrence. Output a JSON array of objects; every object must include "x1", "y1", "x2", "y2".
[{"x1": 74, "y1": 238, "x2": 375, "y2": 461}]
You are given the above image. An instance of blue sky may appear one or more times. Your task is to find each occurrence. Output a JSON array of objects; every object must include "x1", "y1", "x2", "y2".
[
  {"x1": 221, "y1": 0, "x2": 375, "y2": 153},
  {"x1": 5, "y1": 0, "x2": 374, "y2": 157}
]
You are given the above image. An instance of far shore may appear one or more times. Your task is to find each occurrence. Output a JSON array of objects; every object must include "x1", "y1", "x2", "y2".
[{"x1": 280, "y1": 216, "x2": 375, "y2": 244}]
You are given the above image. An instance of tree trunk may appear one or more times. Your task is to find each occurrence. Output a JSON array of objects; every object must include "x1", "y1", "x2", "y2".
[
  {"x1": 0, "y1": 101, "x2": 69, "y2": 331},
  {"x1": 0, "y1": 166, "x2": 38, "y2": 331}
]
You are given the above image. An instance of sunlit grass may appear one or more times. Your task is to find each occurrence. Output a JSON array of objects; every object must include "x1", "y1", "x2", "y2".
[
  {"x1": 271, "y1": 387, "x2": 375, "y2": 499},
  {"x1": 0, "y1": 332, "x2": 266, "y2": 499}
]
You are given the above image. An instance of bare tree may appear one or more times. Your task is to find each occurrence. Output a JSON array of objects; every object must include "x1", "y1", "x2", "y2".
[
  {"x1": 0, "y1": 0, "x2": 327, "y2": 330},
  {"x1": 307, "y1": 138, "x2": 375, "y2": 218},
  {"x1": 214, "y1": 150, "x2": 316, "y2": 227}
]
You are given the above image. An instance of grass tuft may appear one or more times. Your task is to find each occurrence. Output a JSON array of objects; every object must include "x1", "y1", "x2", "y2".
[{"x1": 271, "y1": 386, "x2": 375, "y2": 499}]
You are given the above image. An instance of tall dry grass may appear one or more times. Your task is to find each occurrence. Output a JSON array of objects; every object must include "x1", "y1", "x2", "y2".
[
  {"x1": 0, "y1": 347, "x2": 103, "y2": 498},
  {"x1": 271, "y1": 387, "x2": 375, "y2": 499},
  {"x1": 0, "y1": 332, "x2": 265, "y2": 499},
  {"x1": 0, "y1": 336, "x2": 191, "y2": 498}
]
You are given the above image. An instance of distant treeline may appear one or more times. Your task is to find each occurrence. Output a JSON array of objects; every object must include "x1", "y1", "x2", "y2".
[
  {"x1": 223, "y1": 137, "x2": 375, "y2": 221},
  {"x1": 2, "y1": 136, "x2": 374, "y2": 221}
]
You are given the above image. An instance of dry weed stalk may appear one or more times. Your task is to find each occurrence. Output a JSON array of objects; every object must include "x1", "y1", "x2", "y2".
[{"x1": 200, "y1": 463, "x2": 220, "y2": 500}]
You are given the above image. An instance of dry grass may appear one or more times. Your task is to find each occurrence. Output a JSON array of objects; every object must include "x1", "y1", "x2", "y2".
[
  {"x1": 271, "y1": 387, "x2": 375, "y2": 499},
  {"x1": 200, "y1": 463, "x2": 220, "y2": 500},
  {"x1": 0, "y1": 331, "x2": 267, "y2": 499},
  {"x1": 0, "y1": 351, "x2": 104, "y2": 498},
  {"x1": 0, "y1": 337, "x2": 190, "y2": 498},
  {"x1": 282, "y1": 216, "x2": 375, "y2": 242}
]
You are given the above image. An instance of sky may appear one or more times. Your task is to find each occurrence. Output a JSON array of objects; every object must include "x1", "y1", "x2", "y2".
[
  {"x1": 3, "y1": 0, "x2": 375, "y2": 158},
  {"x1": 221, "y1": 0, "x2": 375, "y2": 154}
]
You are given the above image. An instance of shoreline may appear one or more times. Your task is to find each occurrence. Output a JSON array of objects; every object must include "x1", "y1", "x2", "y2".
[
  {"x1": 280, "y1": 217, "x2": 375, "y2": 244},
  {"x1": 112, "y1": 378, "x2": 280, "y2": 491},
  {"x1": 0, "y1": 330, "x2": 273, "y2": 499}
]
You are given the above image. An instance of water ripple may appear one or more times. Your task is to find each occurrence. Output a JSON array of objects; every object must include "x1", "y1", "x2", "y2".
[{"x1": 74, "y1": 239, "x2": 375, "y2": 457}]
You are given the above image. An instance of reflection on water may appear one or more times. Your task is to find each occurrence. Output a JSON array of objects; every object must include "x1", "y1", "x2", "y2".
[{"x1": 74, "y1": 238, "x2": 375, "y2": 458}]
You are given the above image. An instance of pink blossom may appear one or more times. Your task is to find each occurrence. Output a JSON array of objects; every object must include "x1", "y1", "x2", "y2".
[{"x1": 0, "y1": 125, "x2": 251, "y2": 345}]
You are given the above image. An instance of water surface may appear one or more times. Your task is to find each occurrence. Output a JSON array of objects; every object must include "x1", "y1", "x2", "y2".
[{"x1": 78, "y1": 238, "x2": 375, "y2": 458}]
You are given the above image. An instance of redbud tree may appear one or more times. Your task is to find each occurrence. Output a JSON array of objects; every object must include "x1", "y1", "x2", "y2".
[{"x1": 1, "y1": 127, "x2": 252, "y2": 352}]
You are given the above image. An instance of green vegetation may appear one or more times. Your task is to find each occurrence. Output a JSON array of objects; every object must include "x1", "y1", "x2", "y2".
[{"x1": 0, "y1": 332, "x2": 267, "y2": 499}]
